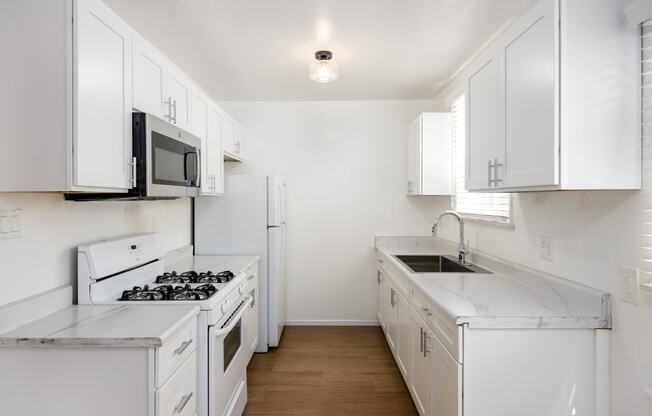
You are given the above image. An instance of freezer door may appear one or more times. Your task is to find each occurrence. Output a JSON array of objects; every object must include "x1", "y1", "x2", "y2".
[
  {"x1": 267, "y1": 176, "x2": 286, "y2": 227},
  {"x1": 267, "y1": 226, "x2": 286, "y2": 347}
]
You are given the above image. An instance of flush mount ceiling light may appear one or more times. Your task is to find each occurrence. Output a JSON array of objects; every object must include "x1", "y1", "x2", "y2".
[{"x1": 309, "y1": 50, "x2": 338, "y2": 83}]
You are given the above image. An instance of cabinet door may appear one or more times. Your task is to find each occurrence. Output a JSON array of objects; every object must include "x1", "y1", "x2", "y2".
[
  {"x1": 395, "y1": 291, "x2": 411, "y2": 379},
  {"x1": 429, "y1": 330, "x2": 461, "y2": 416},
  {"x1": 376, "y1": 269, "x2": 386, "y2": 330},
  {"x1": 465, "y1": 47, "x2": 499, "y2": 191},
  {"x1": 166, "y1": 65, "x2": 191, "y2": 130},
  {"x1": 191, "y1": 87, "x2": 210, "y2": 193},
  {"x1": 74, "y1": 0, "x2": 132, "y2": 190},
  {"x1": 386, "y1": 285, "x2": 398, "y2": 352},
  {"x1": 132, "y1": 34, "x2": 166, "y2": 118},
  {"x1": 206, "y1": 104, "x2": 224, "y2": 195},
  {"x1": 498, "y1": 0, "x2": 558, "y2": 188},
  {"x1": 406, "y1": 122, "x2": 417, "y2": 195},
  {"x1": 222, "y1": 115, "x2": 237, "y2": 156},
  {"x1": 410, "y1": 312, "x2": 430, "y2": 416},
  {"x1": 246, "y1": 283, "x2": 259, "y2": 358}
]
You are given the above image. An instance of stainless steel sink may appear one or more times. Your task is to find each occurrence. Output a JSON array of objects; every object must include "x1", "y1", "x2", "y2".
[{"x1": 393, "y1": 255, "x2": 491, "y2": 274}]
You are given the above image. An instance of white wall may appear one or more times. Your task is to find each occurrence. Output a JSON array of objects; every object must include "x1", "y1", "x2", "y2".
[
  {"x1": 221, "y1": 100, "x2": 442, "y2": 324},
  {"x1": 0, "y1": 194, "x2": 191, "y2": 306}
]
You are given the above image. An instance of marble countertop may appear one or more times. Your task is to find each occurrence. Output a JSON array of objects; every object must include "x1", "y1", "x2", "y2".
[
  {"x1": 164, "y1": 248, "x2": 260, "y2": 276},
  {"x1": 0, "y1": 304, "x2": 199, "y2": 348},
  {"x1": 376, "y1": 236, "x2": 610, "y2": 329}
]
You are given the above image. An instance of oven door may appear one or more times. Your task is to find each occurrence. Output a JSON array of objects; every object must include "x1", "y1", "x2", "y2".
[
  {"x1": 144, "y1": 113, "x2": 201, "y2": 197},
  {"x1": 208, "y1": 296, "x2": 253, "y2": 416}
]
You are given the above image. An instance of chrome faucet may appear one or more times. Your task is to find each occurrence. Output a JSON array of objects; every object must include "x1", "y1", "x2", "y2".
[{"x1": 431, "y1": 210, "x2": 467, "y2": 265}]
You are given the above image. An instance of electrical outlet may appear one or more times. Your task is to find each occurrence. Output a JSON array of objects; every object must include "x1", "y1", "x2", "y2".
[
  {"x1": 620, "y1": 266, "x2": 640, "y2": 305},
  {"x1": 0, "y1": 209, "x2": 21, "y2": 240},
  {"x1": 539, "y1": 235, "x2": 554, "y2": 261}
]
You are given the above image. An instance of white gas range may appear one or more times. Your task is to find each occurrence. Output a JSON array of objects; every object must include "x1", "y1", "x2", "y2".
[{"x1": 77, "y1": 233, "x2": 260, "y2": 416}]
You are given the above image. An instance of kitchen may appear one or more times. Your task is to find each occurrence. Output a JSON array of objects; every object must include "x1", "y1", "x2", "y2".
[{"x1": 0, "y1": 0, "x2": 651, "y2": 415}]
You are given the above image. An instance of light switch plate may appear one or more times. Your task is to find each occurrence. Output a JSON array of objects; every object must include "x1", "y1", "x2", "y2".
[{"x1": 620, "y1": 266, "x2": 640, "y2": 305}]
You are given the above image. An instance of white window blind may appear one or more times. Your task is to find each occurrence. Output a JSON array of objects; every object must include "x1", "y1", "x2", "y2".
[
  {"x1": 640, "y1": 19, "x2": 652, "y2": 287},
  {"x1": 451, "y1": 95, "x2": 512, "y2": 223}
]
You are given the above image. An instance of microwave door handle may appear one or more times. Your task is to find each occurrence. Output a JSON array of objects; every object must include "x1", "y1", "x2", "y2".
[
  {"x1": 196, "y1": 149, "x2": 201, "y2": 187},
  {"x1": 212, "y1": 296, "x2": 252, "y2": 338},
  {"x1": 184, "y1": 150, "x2": 199, "y2": 184}
]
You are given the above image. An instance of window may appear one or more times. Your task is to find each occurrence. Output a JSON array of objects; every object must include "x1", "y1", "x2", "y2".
[{"x1": 450, "y1": 95, "x2": 512, "y2": 224}]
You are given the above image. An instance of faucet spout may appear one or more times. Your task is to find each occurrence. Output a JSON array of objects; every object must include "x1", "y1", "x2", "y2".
[{"x1": 431, "y1": 210, "x2": 467, "y2": 264}]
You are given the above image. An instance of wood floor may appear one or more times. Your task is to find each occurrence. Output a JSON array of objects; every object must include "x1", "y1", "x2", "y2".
[{"x1": 243, "y1": 326, "x2": 418, "y2": 416}]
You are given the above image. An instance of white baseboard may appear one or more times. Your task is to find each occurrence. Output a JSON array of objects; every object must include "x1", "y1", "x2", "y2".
[{"x1": 285, "y1": 320, "x2": 380, "y2": 326}]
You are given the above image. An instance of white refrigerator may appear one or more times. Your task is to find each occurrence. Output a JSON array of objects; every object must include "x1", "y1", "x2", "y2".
[{"x1": 194, "y1": 175, "x2": 286, "y2": 352}]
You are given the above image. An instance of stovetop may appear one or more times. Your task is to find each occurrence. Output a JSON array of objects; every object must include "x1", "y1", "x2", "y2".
[{"x1": 117, "y1": 270, "x2": 234, "y2": 302}]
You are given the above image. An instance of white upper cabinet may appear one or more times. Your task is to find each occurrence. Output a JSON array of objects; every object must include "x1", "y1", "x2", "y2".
[
  {"x1": 498, "y1": 0, "x2": 557, "y2": 189},
  {"x1": 223, "y1": 114, "x2": 246, "y2": 162},
  {"x1": 207, "y1": 104, "x2": 225, "y2": 195},
  {"x1": 165, "y1": 65, "x2": 192, "y2": 131},
  {"x1": 465, "y1": 47, "x2": 499, "y2": 191},
  {"x1": 132, "y1": 33, "x2": 166, "y2": 118},
  {"x1": 406, "y1": 113, "x2": 452, "y2": 196},
  {"x1": 191, "y1": 85, "x2": 224, "y2": 196},
  {"x1": 465, "y1": 0, "x2": 640, "y2": 192},
  {"x1": 74, "y1": 0, "x2": 133, "y2": 190}
]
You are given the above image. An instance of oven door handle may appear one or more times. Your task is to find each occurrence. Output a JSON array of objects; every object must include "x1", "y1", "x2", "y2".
[{"x1": 213, "y1": 296, "x2": 252, "y2": 338}]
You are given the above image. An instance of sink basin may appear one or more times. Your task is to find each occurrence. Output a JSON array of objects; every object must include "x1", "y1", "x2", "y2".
[{"x1": 393, "y1": 255, "x2": 491, "y2": 274}]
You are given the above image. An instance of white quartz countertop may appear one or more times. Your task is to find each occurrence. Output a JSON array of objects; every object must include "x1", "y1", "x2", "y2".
[
  {"x1": 0, "y1": 304, "x2": 199, "y2": 348},
  {"x1": 376, "y1": 236, "x2": 610, "y2": 329}
]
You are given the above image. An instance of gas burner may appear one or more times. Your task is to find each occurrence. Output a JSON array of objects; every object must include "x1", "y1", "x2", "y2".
[
  {"x1": 118, "y1": 285, "x2": 166, "y2": 301},
  {"x1": 118, "y1": 283, "x2": 217, "y2": 301},
  {"x1": 155, "y1": 271, "x2": 197, "y2": 284},
  {"x1": 155, "y1": 270, "x2": 235, "y2": 284},
  {"x1": 195, "y1": 270, "x2": 235, "y2": 284}
]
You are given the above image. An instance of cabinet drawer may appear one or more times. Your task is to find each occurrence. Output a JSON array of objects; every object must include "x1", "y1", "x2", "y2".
[
  {"x1": 411, "y1": 287, "x2": 461, "y2": 362},
  {"x1": 156, "y1": 317, "x2": 197, "y2": 386},
  {"x1": 377, "y1": 256, "x2": 409, "y2": 298},
  {"x1": 156, "y1": 351, "x2": 197, "y2": 416}
]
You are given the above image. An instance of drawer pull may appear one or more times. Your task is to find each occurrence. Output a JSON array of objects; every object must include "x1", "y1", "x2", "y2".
[
  {"x1": 174, "y1": 392, "x2": 193, "y2": 413},
  {"x1": 422, "y1": 307, "x2": 433, "y2": 317},
  {"x1": 174, "y1": 339, "x2": 193, "y2": 356}
]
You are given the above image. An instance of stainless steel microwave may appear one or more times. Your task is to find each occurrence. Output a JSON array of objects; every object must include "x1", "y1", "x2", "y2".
[{"x1": 66, "y1": 113, "x2": 201, "y2": 200}]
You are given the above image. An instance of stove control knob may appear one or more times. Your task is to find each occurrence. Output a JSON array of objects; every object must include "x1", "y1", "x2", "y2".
[
  {"x1": 239, "y1": 285, "x2": 245, "y2": 295},
  {"x1": 221, "y1": 302, "x2": 229, "y2": 314}
]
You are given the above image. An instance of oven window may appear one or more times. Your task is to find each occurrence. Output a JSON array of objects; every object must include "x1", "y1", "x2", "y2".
[{"x1": 223, "y1": 319, "x2": 242, "y2": 373}]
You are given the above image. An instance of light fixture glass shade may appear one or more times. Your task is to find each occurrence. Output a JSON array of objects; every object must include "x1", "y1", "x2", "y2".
[{"x1": 309, "y1": 59, "x2": 338, "y2": 83}]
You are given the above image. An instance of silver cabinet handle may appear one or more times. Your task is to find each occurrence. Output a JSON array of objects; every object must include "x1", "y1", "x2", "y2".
[
  {"x1": 493, "y1": 158, "x2": 503, "y2": 185},
  {"x1": 174, "y1": 392, "x2": 193, "y2": 413},
  {"x1": 377, "y1": 270, "x2": 382, "y2": 284},
  {"x1": 488, "y1": 159, "x2": 493, "y2": 187},
  {"x1": 172, "y1": 99, "x2": 178, "y2": 124},
  {"x1": 390, "y1": 288, "x2": 395, "y2": 307},
  {"x1": 128, "y1": 157, "x2": 137, "y2": 188},
  {"x1": 422, "y1": 307, "x2": 433, "y2": 317},
  {"x1": 164, "y1": 97, "x2": 173, "y2": 121},
  {"x1": 174, "y1": 339, "x2": 193, "y2": 356},
  {"x1": 419, "y1": 327, "x2": 424, "y2": 352},
  {"x1": 236, "y1": 141, "x2": 241, "y2": 154},
  {"x1": 423, "y1": 332, "x2": 429, "y2": 357}
]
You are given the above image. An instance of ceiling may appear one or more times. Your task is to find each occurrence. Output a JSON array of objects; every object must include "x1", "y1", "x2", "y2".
[{"x1": 104, "y1": 0, "x2": 537, "y2": 101}]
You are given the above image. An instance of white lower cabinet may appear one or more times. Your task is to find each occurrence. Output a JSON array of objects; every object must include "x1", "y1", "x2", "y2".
[
  {"x1": 377, "y1": 255, "x2": 608, "y2": 416},
  {"x1": 0, "y1": 314, "x2": 199, "y2": 416}
]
